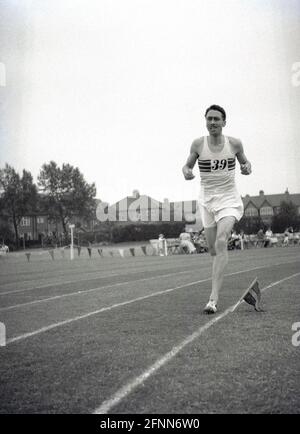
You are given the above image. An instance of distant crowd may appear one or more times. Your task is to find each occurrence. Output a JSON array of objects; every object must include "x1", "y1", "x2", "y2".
[
  {"x1": 157, "y1": 226, "x2": 299, "y2": 256},
  {"x1": 1, "y1": 226, "x2": 299, "y2": 257}
]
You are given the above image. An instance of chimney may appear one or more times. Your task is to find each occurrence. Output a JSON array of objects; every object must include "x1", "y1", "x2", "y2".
[{"x1": 132, "y1": 190, "x2": 140, "y2": 198}]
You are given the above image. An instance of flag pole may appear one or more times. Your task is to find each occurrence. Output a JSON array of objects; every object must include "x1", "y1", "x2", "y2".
[{"x1": 69, "y1": 224, "x2": 75, "y2": 261}]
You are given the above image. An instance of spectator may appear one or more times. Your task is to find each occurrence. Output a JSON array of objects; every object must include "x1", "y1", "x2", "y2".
[
  {"x1": 232, "y1": 230, "x2": 240, "y2": 249},
  {"x1": 158, "y1": 233, "x2": 166, "y2": 256},
  {"x1": 256, "y1": 229, "x2": 264, "y2": 247},
  {"x1": 264, "y1": 227, "x2": 273, "y2": 247},
  {"x1": 283, "y1": 227, "x2": 294, "y2": 247},
  {"x1": 288, "y1": 227, "x2": 294, "y2": 245},
  {"x1": 228, "y1": 230, "x2": 240, "y2": 250},
  {"x1": 0, "y1": 244, "x2": 9, "y2": 253},
  {"x1": 283, "y1": 228, "x2": 289, "y2": 247},
  {"x1": 239, "y1": 230, "x2": 249, "y2": 249},
  {"x1": 179, "y1": 231, "x2": 196, "y2": 254},
  {"x1": 193, "y1": 231, "x2": 208, "y2": 253}
]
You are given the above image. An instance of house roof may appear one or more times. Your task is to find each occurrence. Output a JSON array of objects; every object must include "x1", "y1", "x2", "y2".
[
  {"x1": 242, "y1": 191, "x2": 300, "y2": 209},
  {"x1": 113, "y1": 194, "x2": 162, "y2": 208},
  {"x1": 110, "y1": 191, "x2": 300, "y2": 212}
]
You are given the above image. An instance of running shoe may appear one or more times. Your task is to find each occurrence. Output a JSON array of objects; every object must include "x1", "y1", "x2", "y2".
[{"x1": 203, "y1": 300, "x2": 217, "y2": 314}]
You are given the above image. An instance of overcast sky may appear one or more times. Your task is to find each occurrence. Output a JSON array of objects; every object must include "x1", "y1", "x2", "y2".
[{"x1": 0, "y1": 0, "x2": 300, "y2": 204}]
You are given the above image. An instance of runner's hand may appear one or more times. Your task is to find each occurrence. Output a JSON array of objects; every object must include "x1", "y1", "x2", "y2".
[
  {"x1": 182, "y1": 166, "x2": 195, "y2": 180},
  {"x1": 241, "y1": 162, "x2": 251, "y2": 175}
]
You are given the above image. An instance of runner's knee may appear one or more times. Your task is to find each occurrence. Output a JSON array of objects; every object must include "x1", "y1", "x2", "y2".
[{"x1": 215, "y1": 233, "x2": 228, "y2": 253}]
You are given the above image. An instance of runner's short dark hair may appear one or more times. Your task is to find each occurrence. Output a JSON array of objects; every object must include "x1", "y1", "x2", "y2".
[{"x1": 205, "y1": 105, "x2": 226, "y2": 121}]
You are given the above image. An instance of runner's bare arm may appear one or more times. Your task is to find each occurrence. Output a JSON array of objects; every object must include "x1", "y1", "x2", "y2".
[
  {"x1": 182, "y1": 139, "x2": 202, "y2": 180},
  {"x1": 229, "y1": 137, "x2": 252, "y2": 175}
]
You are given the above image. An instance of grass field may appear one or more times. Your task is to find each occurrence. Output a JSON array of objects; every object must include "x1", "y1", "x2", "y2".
[{"x1": 0, "y1": 246, "x2": 299, "y2": 414}]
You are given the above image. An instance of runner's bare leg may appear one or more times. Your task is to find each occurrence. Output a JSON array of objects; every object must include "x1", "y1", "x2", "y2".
[
  {"x1": 210, "y1": 216, "x2": 236, "y2": 303},
  {"x1": 204, "y1": 226, "x2": 217, "y2": 256}
]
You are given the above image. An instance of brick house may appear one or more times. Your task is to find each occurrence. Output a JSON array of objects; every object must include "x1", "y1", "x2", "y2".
[
  {"x1": 106, "y1": 190, "x2": 198, "y2": 224},
  {"x1": 13, "y1": 197, "x2": 102, "y2": 244},
  {"x1": 243, "y1": 189, "x2": 300, "y2": 225},
  {"x1": 18, "y1": 214, "x2": 59, "y2": 242},
  {"x1": 107, "y1": 189, "x2": 300, "y2": 229},
  {"x1": 14, "y1": 189, "x2": 300, "y2": 243}
]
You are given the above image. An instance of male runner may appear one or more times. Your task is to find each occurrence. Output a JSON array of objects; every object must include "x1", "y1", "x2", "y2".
[{"x1": 182, "y1": 105, "x2": 251, "y2": 314}]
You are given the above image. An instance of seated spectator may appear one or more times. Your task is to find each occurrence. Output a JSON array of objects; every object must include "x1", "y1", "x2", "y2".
[
  {"x1": 228, "y1": 230, "x2": 240, "y2": 250},
  {"x1": 233, "y1": 230, "x2": 241, "y2": 249},
  {"x1": 179, "y1": 231, "x2": 196, "y2": 254},
  {"x1": 192, "y1": 231, "x2": 208, "y2": 253},
  {"x1": 283, "y1": 228, "x2": 290, "y2": 247},
  {"x1": 256, "y1": 229, "x2": 265, "y2": 247},
  {"x1": 0, "y1": 244, "x2": 9, "y2": 253},
  {"x1": 264, "y1": 227, "x2": 273, "y2": 247},
  {"x1": 282, "y1": 227, "x2": 294, "y2": 247}
]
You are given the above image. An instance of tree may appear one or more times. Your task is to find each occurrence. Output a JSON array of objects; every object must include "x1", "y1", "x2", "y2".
[
  {"x1": 272, "y1": 200, "x2": 299, "y2": 233},
  {"x1": 235, "y1": 215, "x2": 260, "y2": 234},
  {"x1": 38, "y1": 161, "x2": 97, "y2": 235},
  {"x1": 0, "y1": 219, "x2": 14, "y2": 245},
  {"x1": 0, "y1": 164, "x2": 38, "y2": 247}
]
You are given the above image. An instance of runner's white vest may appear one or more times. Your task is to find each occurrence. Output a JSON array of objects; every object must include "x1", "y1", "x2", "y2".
[{"x1": 198, "y1": 136, "x2": 240, "y2": 205}]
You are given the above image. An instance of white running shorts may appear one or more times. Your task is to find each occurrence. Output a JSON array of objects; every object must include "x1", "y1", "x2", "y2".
[{"x1": 199, "y1": 201, "x2": 244, "y2": 228}]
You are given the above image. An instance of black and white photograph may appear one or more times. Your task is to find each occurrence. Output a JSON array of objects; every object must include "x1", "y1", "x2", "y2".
[{"x1": 0, "y1": 0, "x2": 299, "y2": 420}]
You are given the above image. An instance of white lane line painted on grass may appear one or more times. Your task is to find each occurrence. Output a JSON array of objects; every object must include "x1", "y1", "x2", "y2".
[
  {"x1": 6, "y1": 278, "x2": 207, "y2": 345},
  {"x1": 0, "y1": 270, "x2": 192, "y2": 311},
  {"x1": 4, "y1": 270, "x2": 242, "y2": 345},
  {"x1": 1, "y1": 249, "x2": 298, "y2": 291},
  {"x1": 0, "y1": 269, "x2": 122, "y2": 290},
  {"x1": 0, "y1": 264, "x2": 194, "y2": 296},
  {"x1": 0, "y1": 255, "x2": 193, "y2": 287},
  {"x1": 230, "y1": 271, "x2": 300, "y2": 312},
  {"x1": 93, "y1": 271, "x2": 300, "y2": 414},
  {"x1": 6, "y1": 263, "x2": 299, "y2": 345},
  {"x1": 1, "y1": 259, "x2": 299, "y2": 312},
  {"x1": 0, "y1": 269, "x2": 155, "y2": 295},
  {"x1": 0, "y1": 273, "x2": 121, "y2": 295}
]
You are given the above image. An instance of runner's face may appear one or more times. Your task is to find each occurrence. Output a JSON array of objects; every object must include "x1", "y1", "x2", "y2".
[{"x1": 205, "y1": 110, "x2": 226, "y2": 136}]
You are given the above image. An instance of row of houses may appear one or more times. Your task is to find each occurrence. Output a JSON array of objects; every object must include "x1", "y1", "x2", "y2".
[
  {"x1": 108, "y1": 189, "x2": 300, "y2": 225},
  {"x1": 15, "y1": 189, "x2": 300, "y2": 242},
  {"x1": 17, "y1": 215, "x2": 95, "y2": 242}
]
